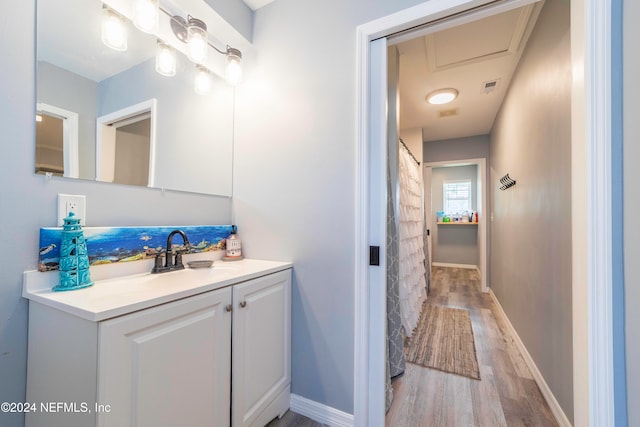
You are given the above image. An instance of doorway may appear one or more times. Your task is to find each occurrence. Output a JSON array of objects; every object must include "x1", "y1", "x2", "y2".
[
  {"x1": 35, "y1": 102, "x2": 79, "y2": 178},
  {"x1": 96, "y1": 98, "x2": 157, "y2": 187},
  {"x1": 354, "y1": 0, "x2": 616, "y2": 426},
  {"x1": 425, "y1": 159, "x2": 487, "y2": 292}
]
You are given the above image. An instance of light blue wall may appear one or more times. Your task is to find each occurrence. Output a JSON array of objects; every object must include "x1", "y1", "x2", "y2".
[
  {"x1": 37, "y1": 62, "x2": 98, "y2": 179},
  {"x1": 203, "y1": 0, "x2": 254, "y2": 42},
  {"x1": 233, "y1": 0, "x2": 426, "y2": 414},
  {"x1": 622, "y1": 0, "x2": 636, "y2": 425},
  {"x1": 0, "y1": 3, "x2": 231, "y2": 427}
]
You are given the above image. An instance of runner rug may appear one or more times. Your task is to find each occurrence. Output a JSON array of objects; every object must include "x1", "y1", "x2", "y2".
[{"x1": 405, "y1": 303, "x2": 480, "y2": 380}]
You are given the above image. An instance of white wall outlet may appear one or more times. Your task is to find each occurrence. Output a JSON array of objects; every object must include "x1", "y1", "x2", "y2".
[{"x1": 57, "y1": 194, "x2": 86, "y2": 226}]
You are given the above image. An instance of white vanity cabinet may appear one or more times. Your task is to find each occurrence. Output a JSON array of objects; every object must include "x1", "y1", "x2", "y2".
[
  {"x1": 24, "y1": 263, "x2": 291, "y2": 427},
  {"x1": 232, "y1": 270, "x2": 291, "y2": 427},
  {"x1": 98, "y1": 288, "x2": 232, "y2": 427}
]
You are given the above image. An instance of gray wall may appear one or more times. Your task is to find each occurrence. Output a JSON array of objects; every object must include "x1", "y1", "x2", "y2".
[
  {"x1": 0, "y1": 3, "x2": 231, "y2": 427},
  {"x1": 489, "y1": 0, "x2": 573, "y2": 421},
  {"x1": 423, "y1": 134, "x2": 490, "y2": 163},
  {"x1": 424, "y1": 135, "x2": 490, "y2": 280},
  {"x1": 623, "y1": 0, "x2": 639, "y2": 424},
  {"x1": 114, "y1": 119, "x2": 151, "y2": 187},
  {"x1": 431, "y1": 165, "x2": 479, "y2": 266},
  {"x1": 232, "y1": 0, "x2": 426, "y2": 414},
  {"x1": 37, "y1": 61, "x2": 98, "y2": 179}
]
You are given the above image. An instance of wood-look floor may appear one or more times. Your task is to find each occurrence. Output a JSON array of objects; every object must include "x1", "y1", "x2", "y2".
[
  {"x1": 386, "y1": 266, "x2": 559, "y2": 427},
  {"x1": 265, "y1": 410, "x2": 328, "y2": 427},
  {"x1": 269, "y1": 266, "x2": 558, "y2": 427}
]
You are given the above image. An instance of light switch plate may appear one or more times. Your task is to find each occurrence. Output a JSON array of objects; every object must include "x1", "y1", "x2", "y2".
[{"x1": 57, "y1": 194, "x2": 86, "y2": 226}]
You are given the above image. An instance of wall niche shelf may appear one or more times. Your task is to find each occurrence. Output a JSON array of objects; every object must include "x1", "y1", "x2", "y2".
[{"x1": 437, "y1": 222, "x2": 479, "y2": 225}]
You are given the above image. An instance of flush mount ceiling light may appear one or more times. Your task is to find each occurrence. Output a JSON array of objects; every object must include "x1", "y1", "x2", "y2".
[{"x1": 426, "y1": 88, "x2": 459, "y2": 105}]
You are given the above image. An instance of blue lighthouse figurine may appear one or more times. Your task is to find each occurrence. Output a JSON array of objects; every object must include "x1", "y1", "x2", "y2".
[{"x1": 53, "y1": 212, "x2": 94, "y2": 292}]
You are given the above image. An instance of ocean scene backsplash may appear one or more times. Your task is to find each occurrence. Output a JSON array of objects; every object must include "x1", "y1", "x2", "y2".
[{"x1": 39, "y1": 225, "x2": 233, "y2": 272}]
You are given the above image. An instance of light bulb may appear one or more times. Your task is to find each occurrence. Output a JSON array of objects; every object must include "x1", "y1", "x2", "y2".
[
  {"x1": 187, "y1": 18, "x2": 207, "y2": 64},
  {"x1": 156, "y1": 41, "x2": 176, "y2": 77},
  {"x1": 101, "y1": 8, "x2": 127, "y2": 52},
  {"x1": 194, "y1": 66, "x2": 212, "y2": 95},
  {"x1": 225, "y1": 47, "x2": 242, "y2": 86},
  {"x1": 133, "y1": 0, "x2": 159, "y2": 33}
]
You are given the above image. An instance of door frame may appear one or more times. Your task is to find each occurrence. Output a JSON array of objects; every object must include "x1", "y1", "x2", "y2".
[
  {"x1": 424, "y1": 158, "x2": 488, "y2": 293},
  {"x1": 36, "y1": 102, "x2": 79, "y2": 178},
  {"x1": 95, "y1": 98, "x2": 157, "y2": 186},
  {"x1": 354, "y1": 0, "x2": 615, "y2": 425}
]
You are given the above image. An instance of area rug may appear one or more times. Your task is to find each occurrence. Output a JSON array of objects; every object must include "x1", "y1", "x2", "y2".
[{"x1": 405, "y1": 304, "x2": 480, "y2": 380}]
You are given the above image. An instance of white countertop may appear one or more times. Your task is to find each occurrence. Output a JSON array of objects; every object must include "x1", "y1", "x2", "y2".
[{"x1": 23, "y1": 259, "x2": 292, "y2": 322}]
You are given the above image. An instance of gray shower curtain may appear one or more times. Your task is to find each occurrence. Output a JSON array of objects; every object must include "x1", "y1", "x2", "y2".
[{"x1": 385, "y1": 147, "x2": 405, "y2": 411}]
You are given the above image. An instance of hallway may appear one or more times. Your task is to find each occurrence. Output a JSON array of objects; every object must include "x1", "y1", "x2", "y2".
[{"x1": 385, "y1": 267, "x2": 559, "y2": 426}]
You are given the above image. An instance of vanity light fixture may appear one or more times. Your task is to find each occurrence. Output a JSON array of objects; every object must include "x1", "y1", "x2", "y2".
[
  {"x1": 225, "y1": 47, "x2": 243, "y2": 86},
  {"x1": 101, "y1": 6, "x2": 128, "y2": 52},
  {"x1": 168, "y1": 15, "x2": 209, "y2": 64},
  {"x1": 194, "y1": 65, "x2": 212, "y2": 95},
  {"x1": 155, "y1": 41, "x2": 176, "y2": 77},
  {"x1": 103, "y1": 3, "x2": 244, "y2": 84},
  {"x1": 187, "y1": 18, "x2": 208, "y2": 64},
  {"x1": 169, "y1": 13, "x2": 243, "y2": 84},
  {"x1": 426, "y1": 88, "x2": 459, "y2": 105},
  {"x1": 132, "y1": 0, "x2": 159, "y2": 34}
]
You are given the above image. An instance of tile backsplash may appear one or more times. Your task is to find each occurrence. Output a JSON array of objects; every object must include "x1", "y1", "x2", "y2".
[{"x1": 39, "y1": 225, "x2": 232, "y2": 271}]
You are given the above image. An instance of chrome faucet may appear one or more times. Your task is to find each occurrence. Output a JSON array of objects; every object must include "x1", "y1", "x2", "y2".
[{"x1": 151, "y1": 229, "x2": 191, "y2": 273}]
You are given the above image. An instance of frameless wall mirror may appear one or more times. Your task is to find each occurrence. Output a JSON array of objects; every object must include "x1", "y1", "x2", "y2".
[
  {"x1": 36, "y1": 0, "x2": 234, "y2": 196},
  {"x1": 35, "y1": 103, "x2": 79, "y2": 178}
]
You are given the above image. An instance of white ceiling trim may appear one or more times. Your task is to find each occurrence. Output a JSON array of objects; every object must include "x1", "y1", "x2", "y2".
[{"x1": 425, "y1": 3, "x2": 536, "y2": 72}]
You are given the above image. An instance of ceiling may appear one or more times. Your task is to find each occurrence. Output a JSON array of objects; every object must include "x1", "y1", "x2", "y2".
[
  {"x1": 38, "y1": 0, "x2": 156, "y2": 82},
  {"x1": 242, "y1": 0, "x2": 275, "y2": 11},
  {"x1": 396, "y1": 3, "x2": 543, "y2": 142}
]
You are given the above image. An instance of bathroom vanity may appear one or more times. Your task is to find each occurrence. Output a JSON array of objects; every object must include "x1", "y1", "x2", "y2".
[{"x1": 22, "y1": 259, "x2": 292, "y2": 427}]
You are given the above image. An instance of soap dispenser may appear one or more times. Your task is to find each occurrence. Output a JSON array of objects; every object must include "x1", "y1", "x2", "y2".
[{"x1": 224, "y1": 225, "x2": 243, "y2": 260}]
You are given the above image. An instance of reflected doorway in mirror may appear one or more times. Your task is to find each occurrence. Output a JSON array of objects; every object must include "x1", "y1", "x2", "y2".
[
  {"x1": 35, "y1": 103, "x2": 79, "y2": 178},
  {"x1": 96, "y1": 98, "x2": 157, "y2": 188}
]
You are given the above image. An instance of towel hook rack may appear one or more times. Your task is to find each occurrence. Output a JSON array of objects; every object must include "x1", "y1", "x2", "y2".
[{"x1": 499, "y1": 173, "x2": 516, "y2": 190}]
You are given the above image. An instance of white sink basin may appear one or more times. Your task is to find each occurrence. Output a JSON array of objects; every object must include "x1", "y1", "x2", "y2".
[{"x1": 23, "y1": 259, "x2": 291, "y2": 322}]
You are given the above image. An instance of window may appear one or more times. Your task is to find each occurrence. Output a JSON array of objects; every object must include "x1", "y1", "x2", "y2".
[{"x1": 443, "y1": 180, "x2": 472, "y2": 213}]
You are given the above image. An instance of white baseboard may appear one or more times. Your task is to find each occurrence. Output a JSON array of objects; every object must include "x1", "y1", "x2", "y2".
[
  {"x1": 432, "y1": 262, "x2": 478, "y2": 270},
  {"x1": 290, "y1": 394, "x2": 354, "y2": 427},
  {"x1": 489, "y1": 290, "x2": 572, "y2": 427}
]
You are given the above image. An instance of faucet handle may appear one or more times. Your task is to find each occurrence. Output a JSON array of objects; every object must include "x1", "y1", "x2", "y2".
[{"x1": 151, "y1": 251, "x2": 165, "y2": 273}]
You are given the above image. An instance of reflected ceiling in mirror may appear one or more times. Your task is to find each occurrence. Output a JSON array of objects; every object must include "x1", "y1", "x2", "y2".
[{"x1": 36, "y1": 0, "x2": 234, "y2": 196}]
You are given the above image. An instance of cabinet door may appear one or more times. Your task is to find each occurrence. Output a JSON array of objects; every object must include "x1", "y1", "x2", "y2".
[
  {"x1": 232, "y1": 270, "x2": 291, "y2": 427},
  {"x1": 97, "y1": 288, "x2": 232, "y2": 427}
]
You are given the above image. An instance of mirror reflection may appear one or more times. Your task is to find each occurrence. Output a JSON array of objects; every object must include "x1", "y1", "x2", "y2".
[{"x1": 36, "y1": 0, "x2": 234, "y2": 196}]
